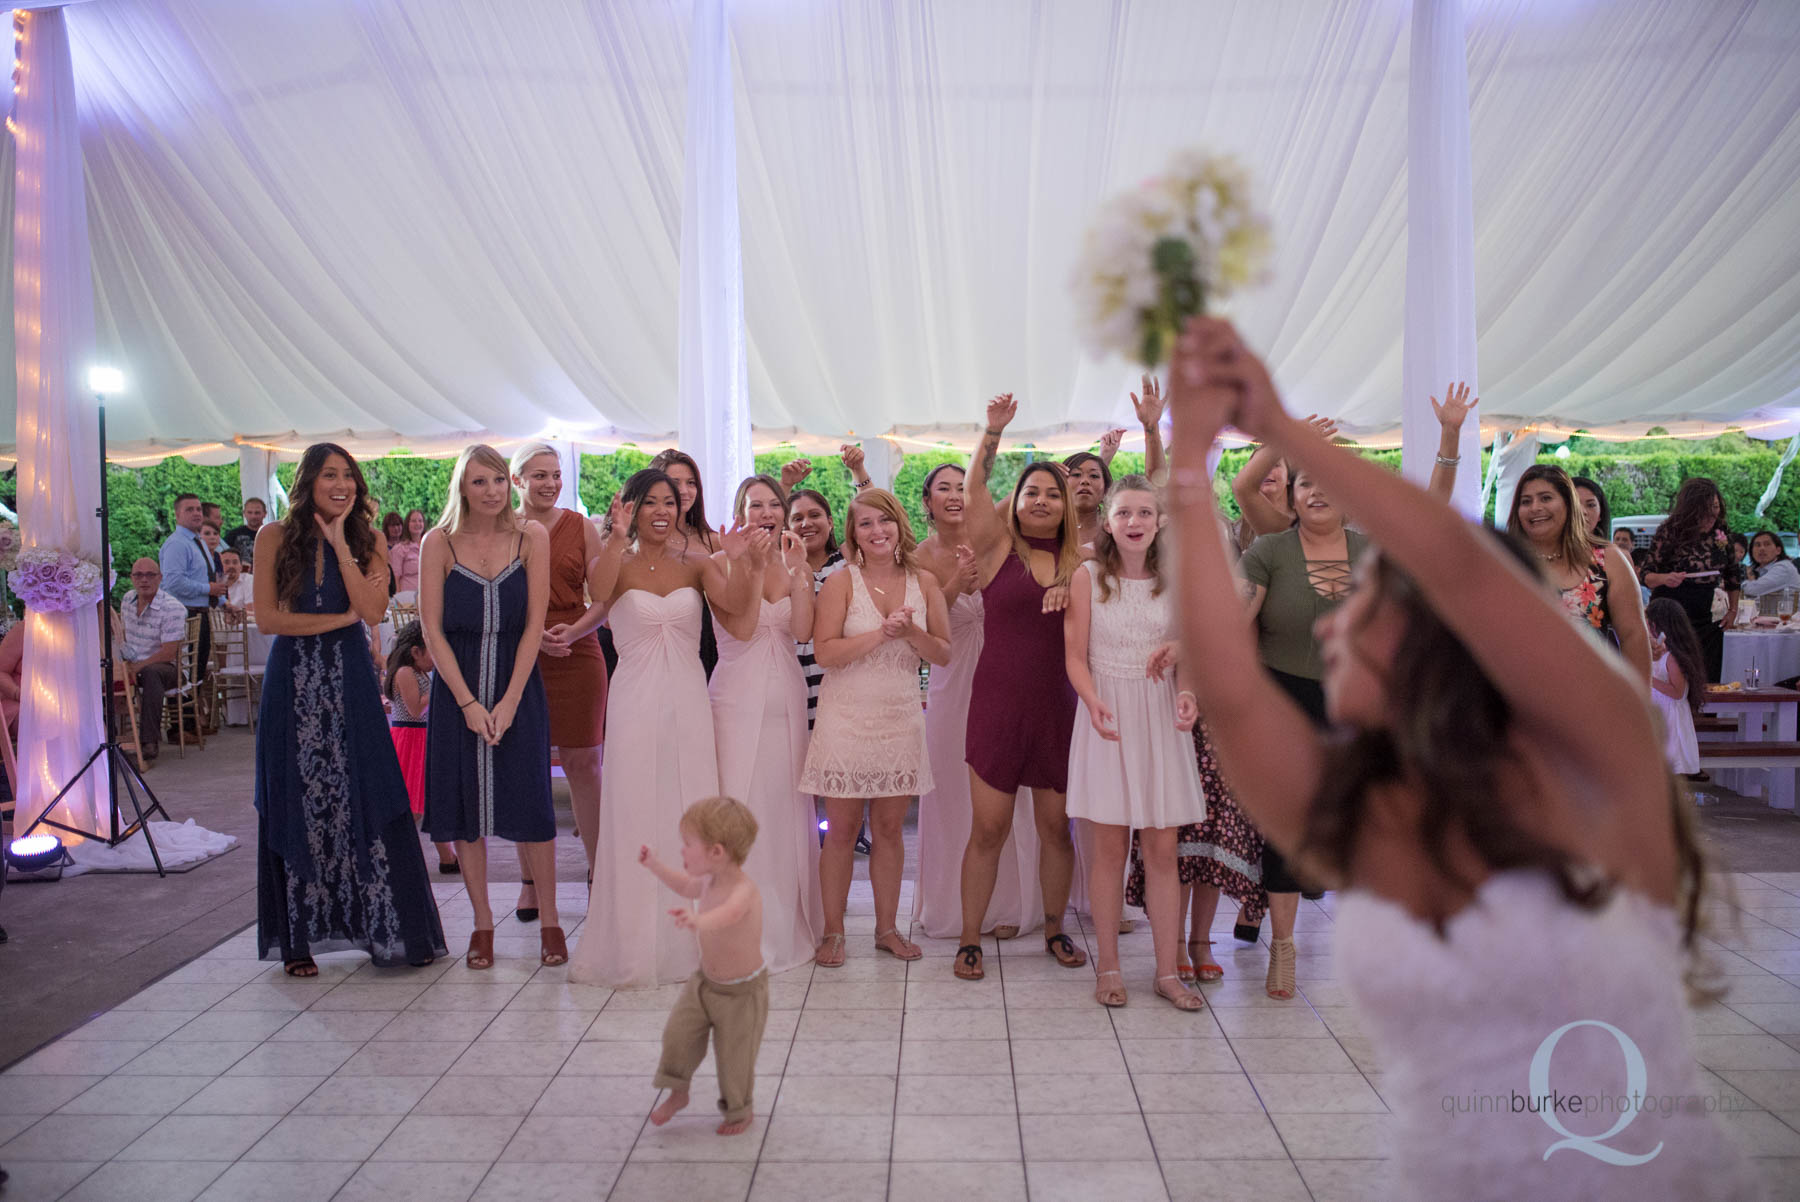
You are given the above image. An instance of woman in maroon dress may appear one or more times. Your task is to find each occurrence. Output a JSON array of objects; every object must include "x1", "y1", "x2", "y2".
[
  {"x1": 953, "y1": 394, "x2": 1085, "y2": 981},
  {"x1": 509, "y1": 444, "x2": 625, "y2": 908}
]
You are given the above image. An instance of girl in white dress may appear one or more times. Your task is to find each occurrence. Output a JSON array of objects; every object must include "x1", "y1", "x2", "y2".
[
  {"x1": 1645, "y1": 598, "x2": 1702, "y2": 776},
  {"x1": 1065, "y1": 477, "x2": 1206, "y2": 1010},
  {"x1": 800, "y1": 489, "x2": 951, "y2": 966},
  {"x1": 568, "y1": 468, "x2": 759, "y2": 989},
  {"x1": 1168, "y1": 319, "x2": 1755, "y2": 1200},
  {"x1": 709, "y1": 475, "x2": 824, "y2": 973},
  {"x1": 910, "y1": 463, "x2": 1043, "y2": 941}
]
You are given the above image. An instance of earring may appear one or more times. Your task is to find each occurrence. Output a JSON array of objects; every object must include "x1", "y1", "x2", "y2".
[
  {"x1": 856, "y1": 548, "x2": 866, "y2": 568},
  {"x1": 893, "y1": 546, "x2": 901, "y2": 565}
]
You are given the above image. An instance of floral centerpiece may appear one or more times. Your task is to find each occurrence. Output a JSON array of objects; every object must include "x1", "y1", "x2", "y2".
[
  {"x1": 1071, "y1": 148, "x2": 1272, "y2": 367},
  {"x1": 10, "y1": 548, "x2": 105, "y2": 613}
]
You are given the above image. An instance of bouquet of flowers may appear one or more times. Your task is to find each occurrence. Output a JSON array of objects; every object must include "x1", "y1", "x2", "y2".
[
  {"x1": 1071, "y1": 148, "x2": 1272, "y2": 367},
  {"x1": 10, "y1": 548, "x2": 105, "y2": 613}
]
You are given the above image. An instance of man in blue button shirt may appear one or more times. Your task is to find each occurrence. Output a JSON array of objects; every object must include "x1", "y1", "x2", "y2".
[{"x1": 159, "y1": 493, "x2": 225, "y2": 720}]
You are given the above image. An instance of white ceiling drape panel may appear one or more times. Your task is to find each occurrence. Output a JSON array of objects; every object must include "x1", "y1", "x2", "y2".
[
  {"x1": 730, "y1": 0, "x2": 1410, "y2": 440},
  {"x1": 68, "y1": 0, "x2": 691, "y2": 451},
  {"x1": 0, "y1": 0, "x2": 1792, "y2": 459}
]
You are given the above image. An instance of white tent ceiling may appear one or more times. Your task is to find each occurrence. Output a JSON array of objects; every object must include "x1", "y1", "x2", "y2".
[{"x1": 3, "y1": 0, "x2": 1799, "y2": 463}]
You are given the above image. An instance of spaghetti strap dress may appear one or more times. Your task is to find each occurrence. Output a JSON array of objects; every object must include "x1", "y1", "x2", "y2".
[
  {"x1": 538, "y1": 509, "x2": 606, "y2": 748},
  {"x1": 966, "y1": 535, "x2": 1077, "y2": 793},
  {"x1": 255, "y1": 551, "x2": 446, "y2": 966},
  {"x1": 423, "y1": 535, "x2": 555, "y2": 845}
]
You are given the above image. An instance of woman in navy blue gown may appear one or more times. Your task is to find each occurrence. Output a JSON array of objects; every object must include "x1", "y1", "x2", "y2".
[
  {"x1": 420, "y1": 444, "x2": 557, "y2": 970},
  {"x1": 253, "y1": 444, "x2": 446, "y2": 975}
]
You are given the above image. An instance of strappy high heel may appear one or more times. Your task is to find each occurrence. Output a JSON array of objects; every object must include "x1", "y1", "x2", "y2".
[
  {"x1": 1189, "y1": 939, "x2": 1223, "y2": 982},
  {"x1": 1265, "y1": 937, "x2": 1296, "y2": 1000}
]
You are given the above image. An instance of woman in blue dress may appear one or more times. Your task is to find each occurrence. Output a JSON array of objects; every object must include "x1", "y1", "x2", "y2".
[
  {"x1": 419, "y1": 444, "x2": 558, "y2": 970},
  {"x1": 253, "y1": 443, "x2": 447, "y2": 976}
]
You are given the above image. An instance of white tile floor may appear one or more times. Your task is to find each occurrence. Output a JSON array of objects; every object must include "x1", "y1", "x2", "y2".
[{"x1": 5, "y1": 873, "x2": 1800, "y2": 1201}]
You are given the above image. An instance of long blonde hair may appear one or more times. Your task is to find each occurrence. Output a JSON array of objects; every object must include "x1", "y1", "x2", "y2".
[
  {"x1": 435, "y1": 443, "x2": 525, "y2": 537},
  {"x1": 843, "y1": 489, "x2": 921, "y2": 572},
  {"x1": 1091, "y1": 475, "x2": 1167, "y2": 603}
]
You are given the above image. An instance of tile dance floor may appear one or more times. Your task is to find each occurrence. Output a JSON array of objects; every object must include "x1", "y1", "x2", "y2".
[{"x1": 4, "y1": 874, "x2": 1800, "y2": 1201}]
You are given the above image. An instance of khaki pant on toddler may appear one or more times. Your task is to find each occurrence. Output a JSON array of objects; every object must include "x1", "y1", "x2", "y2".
[{"x1": 652, "y1": 968, "x2": 770, "y2": 1123}]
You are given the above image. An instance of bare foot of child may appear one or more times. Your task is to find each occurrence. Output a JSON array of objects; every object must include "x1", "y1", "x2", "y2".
[
  {"x1": 716, "y1": 1113, "x2": 752, "y2": 1136},
  {"x1": 649, "y1": 1090, "x2": 688, "y2": 1126}
]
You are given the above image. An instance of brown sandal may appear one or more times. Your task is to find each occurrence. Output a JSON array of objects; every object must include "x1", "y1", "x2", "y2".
[
  {"x1": 1045, "y1": 932, "x2": 1088, "y2": 968},
  {"x1": 539, "y1": 926, "x2": 568, "y2": 967},
  {"x1": 466, "y1": 929, "x2": 495, "y2": 971}
]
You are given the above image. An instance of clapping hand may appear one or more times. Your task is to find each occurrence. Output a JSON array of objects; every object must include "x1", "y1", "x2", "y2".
[
  {"x1": 780, "y1": 458, "x2": 814, "y2": 491},
  {"x1": 781, "y1": 530, "x2": 808, "y2": 576},
  {"x1": 953, "y1": 543, "x2": 979, "y2": 593},
  {"x1": 879, "y1": 606, "x2": 914, "y2": 639},
  {"x1": 719, "y1": 518, "x2": 754, "y2": 562},
  {"x1": 746, "y1": 527, "x2": 773, "y2": 567},
  {"x1": 1430, "y1": 382, "x2": 1476, "y2": 432}
]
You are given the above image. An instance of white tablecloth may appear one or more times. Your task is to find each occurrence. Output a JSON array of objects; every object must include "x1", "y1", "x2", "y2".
[{"x1": 1722, "y1": 629, "x2": 1800, "y2": 688}]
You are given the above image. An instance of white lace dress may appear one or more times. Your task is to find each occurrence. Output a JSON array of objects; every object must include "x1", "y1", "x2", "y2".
[
  {"x1": 1337, "y1": 871, "x2": 1761, "y2": 1200},
  {"x1": 1066, "y1": 574, "x2": 1207, "y2": 830},
  {"x1": 798, "y1": 565, "x2": 931, "y2": 799}
]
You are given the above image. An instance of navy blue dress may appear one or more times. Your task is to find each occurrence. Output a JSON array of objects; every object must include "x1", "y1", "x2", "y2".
[
  {"x1": 255, "y1": 551, "x2": 446, "y2": 966},
  {"x1": 423, "y1": 542, "x2": 555, "y2": 844}
]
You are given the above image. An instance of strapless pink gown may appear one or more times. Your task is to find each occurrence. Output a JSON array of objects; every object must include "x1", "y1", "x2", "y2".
[
  {"x1": 709, "y1": 596, "x2": 823, "y2": 973},
  {"x1": 569, "y1": 588, "x2": 718, "y2": 989}
]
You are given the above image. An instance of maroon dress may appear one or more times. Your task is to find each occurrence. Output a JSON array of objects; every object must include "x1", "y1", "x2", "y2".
[{"x1": 966, "y1": 534, "x2": 1077, "y2": 793}]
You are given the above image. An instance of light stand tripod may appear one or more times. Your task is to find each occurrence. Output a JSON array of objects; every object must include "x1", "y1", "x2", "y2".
[{"x1": 20, "y1": 389, "x2": 169, "y2": 876}]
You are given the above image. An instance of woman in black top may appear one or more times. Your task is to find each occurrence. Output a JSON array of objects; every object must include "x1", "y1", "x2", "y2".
[{"x1": 1643, "y1": 477, "x2": 1741, "y2": 682}]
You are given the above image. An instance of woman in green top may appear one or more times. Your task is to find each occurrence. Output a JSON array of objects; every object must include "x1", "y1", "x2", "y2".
[{"x1": 1232, "y1": 387, "x2": 1473, "y2": 999}]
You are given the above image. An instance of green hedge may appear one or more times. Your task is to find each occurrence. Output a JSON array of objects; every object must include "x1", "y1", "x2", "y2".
[{"x1": 24, "y1": 438, "x2": 1800, "y2": 608}]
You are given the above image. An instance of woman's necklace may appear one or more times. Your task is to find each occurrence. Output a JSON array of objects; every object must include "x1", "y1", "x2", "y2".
[
  {"x1": 640, "y1": 544, "x2": 672, "y2": 572},
  {"x1": 1536, "y1": 549, "x2": 1562, "y2": 562}
]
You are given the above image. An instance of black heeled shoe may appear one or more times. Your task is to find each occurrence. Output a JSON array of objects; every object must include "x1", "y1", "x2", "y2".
[{"x1": 515, "y1": 878, "x2": 539, "y2": 924}]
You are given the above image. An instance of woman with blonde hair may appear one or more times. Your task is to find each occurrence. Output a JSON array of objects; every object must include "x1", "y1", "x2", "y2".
[
  {"x1": 419, "y1": 444, "x2": 559, "y2": 970},
  {"x1": 710, "y1": 474, "x2": 824, "y2": 971},
  {"x1": 953, "y1": 395, "x2": 1086, "y2": 981},
  {"x1": 506, "y1": 443, "x2": 625, "y2": 919},
  {"x1": 801, "y1": 488, "x2": 951, "y2": 965}
]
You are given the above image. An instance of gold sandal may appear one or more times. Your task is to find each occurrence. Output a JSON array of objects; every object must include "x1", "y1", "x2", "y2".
[
  {"x1": 1094, "y1": 968, "x2": 1127, "y2": 1008},
  {"x1": 874, "y1": 929, "x2": 922, "y2": 961},
  {"x1": 815, "y1": 932, "x2": 846, "y2": 968},
  {"x1": 1265, "y1": 937, "x2": 1296, "y2": 1000},
  {"x1": 1155, "y1": 975, "x2": 1204, "y2": 1011}
]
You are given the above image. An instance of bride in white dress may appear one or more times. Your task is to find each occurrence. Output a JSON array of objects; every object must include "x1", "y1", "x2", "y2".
[
  {"x1": 709, "y1": 475, "x2": 824, "y2": 973},
  {"x1": 1167, "y1": 320, "x2": 1758, "y2": 1200},
  {"x1": 568, "y1": 468, "x2": 759, "y2": 989}
]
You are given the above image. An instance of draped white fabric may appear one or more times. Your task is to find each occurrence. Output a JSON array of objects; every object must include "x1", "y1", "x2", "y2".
[
  {"x1": 1401, "y1": 0, "x2": 1481, "y2": 513},
  {"x1": 0, "y1": 0, "x2": 1791, "y2": 460},
  {"x1": 677, "y1": 0, "x2": 753, "y2": 500},
  {"x1": 13, "y1": 6, "x2": 108, "y2": 836}
]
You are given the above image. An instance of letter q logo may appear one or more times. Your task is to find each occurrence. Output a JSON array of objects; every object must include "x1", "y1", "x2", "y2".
[{"x1": 1530, "y1": 1020, "x2": 1663, "y2": 1165}]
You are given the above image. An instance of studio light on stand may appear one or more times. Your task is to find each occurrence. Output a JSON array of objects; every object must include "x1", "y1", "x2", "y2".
[{"x1": 16, "y1": 365, "x2": 171, "y2": 877}]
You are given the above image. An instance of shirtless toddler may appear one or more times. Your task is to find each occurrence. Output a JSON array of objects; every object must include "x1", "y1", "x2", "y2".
[{"x1": 641, "y1": 796, "x2": 767, "y2": 1135}]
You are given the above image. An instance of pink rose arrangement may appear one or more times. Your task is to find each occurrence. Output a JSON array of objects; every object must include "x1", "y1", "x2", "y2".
[{"x1": 9, "y1": 548, "x2": 104, "y2": 613}]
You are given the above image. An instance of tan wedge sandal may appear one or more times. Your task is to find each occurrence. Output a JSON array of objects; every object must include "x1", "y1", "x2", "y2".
[{"x1": 1265, "y1": 937, "x2": 1297, "y2": 1000}]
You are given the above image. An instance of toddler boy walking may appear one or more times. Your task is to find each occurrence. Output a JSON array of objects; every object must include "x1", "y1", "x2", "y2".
[{"x1": 640, "y1": 796, "x2": 767, "y2": 1135}]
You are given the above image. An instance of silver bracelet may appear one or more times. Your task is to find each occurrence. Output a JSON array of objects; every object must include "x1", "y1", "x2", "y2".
[{"x1": 1435, "y1": 454, "x2": 1461, "y2": 467}]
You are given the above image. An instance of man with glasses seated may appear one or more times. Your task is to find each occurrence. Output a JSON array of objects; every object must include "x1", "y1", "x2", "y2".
[{"x1": 116, "y1": 558, "x2": 187, "y2": 765}]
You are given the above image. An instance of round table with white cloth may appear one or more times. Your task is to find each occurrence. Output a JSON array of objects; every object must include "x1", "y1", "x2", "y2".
[{"x1": 1721, "y1": 628, "x2": 1800, "y2": 688}]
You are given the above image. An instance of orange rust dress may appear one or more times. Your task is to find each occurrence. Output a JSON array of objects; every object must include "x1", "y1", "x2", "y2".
[{"x1": 538, "y1": 508, "x2": 607, "y2": 748}]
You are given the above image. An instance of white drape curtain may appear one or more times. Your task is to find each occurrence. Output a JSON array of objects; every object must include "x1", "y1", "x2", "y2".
[
  {"x1": 676, "y1": 0, "x2": 752, "y2": 502},
  {"x1": 0, "y1": 0, "x2": 1790, "y2": 460},
  {"x1": 1401, "y1": 0, "x2": 1480, "y2": 514},
  {"x1": 14, "y1": 6, "x2": 107, "y2": 836}
]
